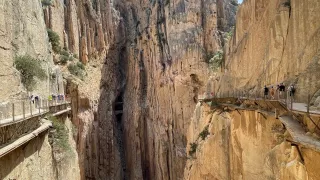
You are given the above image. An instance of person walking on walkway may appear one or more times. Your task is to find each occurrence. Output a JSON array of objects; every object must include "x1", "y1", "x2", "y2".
[
  {"x1": 264, "y1": 86, "x2": 269, "y2": 99},
  {"x1": 279, "y1": 83, "x2": 286, "y2": 98},
  {"x1": 270, "y1": 86, "x2": 275, "y2": 99},
  {"x1": 276, "y1": 84, "x2": 280, "y2": 99},
  {"x1": 30, "y1": 95, "x2": 35, "y2": 104},
  {"x1": 34, "y1": 95, "x2": 39, "y2": 108},
  {"x1": 288, "y1": 84, "x2": 296, "y2": 99}
]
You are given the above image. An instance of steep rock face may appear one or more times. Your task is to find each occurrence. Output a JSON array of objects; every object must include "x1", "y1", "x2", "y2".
[
  {"x1": 0, "y1": 116, "x2": 81, "y2": 180},
  {"x1": 44, "y1": 0, "x2": 119, "y2": 64},
  {"x1": 0, "y1": 0, "x2": 117, "y2": 179},
  {"x1": 0, "y1": 0, "x2": 54, "y2": 100},
  {"x1": 0, "y1": 134, "x2": 55, "y2": 180},
  {"x1": 115, "y1": 0, "x2": 236, "y2": 179},
  {"x1": 184, "y1": 103, "x2": 320, "y2": 180},
  {"x1": 43, "y1": 0, "x2": 124, "y2": 179},
  {"x1": 50, "y1": 116, "x2": 81, "y2": 180},
  {"x1": 221, "y1": 0, "x2": 320, "y2": 102}
]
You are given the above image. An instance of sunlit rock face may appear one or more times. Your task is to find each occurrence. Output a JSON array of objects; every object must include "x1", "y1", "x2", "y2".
[
  {"x1": 184, "y1": 103, "x2": 320, "y2": 180},
  {"x1": 114, "y1": 0, "x2": 236, "y2": 179},
  {"x1": 4, "y1": 0, "x2": 320, "y2": 179},
  {"x1": 221, "y1": 0, "x2": 320, "y2": 103}
]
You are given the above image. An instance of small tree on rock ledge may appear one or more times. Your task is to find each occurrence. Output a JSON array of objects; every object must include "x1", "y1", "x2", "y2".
[
  {"x1": 47, "y1": 29, "x2": 61, "y2": 53},
  {"x1": 208, "y1": 50, "x2": 224, "y2": 71},
  {"x1": 14, "y1": 55, "x2": 47, "y2": 91}
]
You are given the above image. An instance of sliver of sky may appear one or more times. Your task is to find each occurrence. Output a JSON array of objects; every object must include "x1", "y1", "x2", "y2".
[{"x1": 238, "y1": 0, "x2": 243, "y2": 3}]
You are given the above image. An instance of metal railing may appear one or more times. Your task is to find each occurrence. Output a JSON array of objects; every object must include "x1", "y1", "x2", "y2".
[
  {"x1": 198, "y1": 89, "x2": 315, "y2": 115},
  {"x1": 0, "y1": 98, "x2": 71, "y2": 126}
]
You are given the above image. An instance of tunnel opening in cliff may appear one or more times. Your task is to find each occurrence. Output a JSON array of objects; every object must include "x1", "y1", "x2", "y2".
[{"x1": 114, "y1": 91, "x2": 127, "y2": 179}]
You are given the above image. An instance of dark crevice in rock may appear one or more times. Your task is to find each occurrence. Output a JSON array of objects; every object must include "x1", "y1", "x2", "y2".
[{"x1": 114, "y1": 91, "x2": 127, "y2": 179}]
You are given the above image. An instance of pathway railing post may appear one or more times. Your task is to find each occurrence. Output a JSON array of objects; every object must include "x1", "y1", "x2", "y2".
[
  {"x1": 30, "y1": 100, "x2": 32, "y2": 116},
  {"x1": 290, "y1": 95, "x2": 293, "y2": 111},
  {"x1": 254, "y1": 91, "x2": 257, "y2": 100},
  {"x1": 307, "y1": 94, "x2": 310, "y2": 115},
  {"x1": 12, "y1": 103, "x2": 15, "y2": 121},
  {"x1": 38, "y1": 100, "x2": 41, "y2": 114},
  {"x1": 22, "y1": 101, "x2": 25, "y2": 119},
  {"x1": 285, "y1": 91, "x2": 287, "y2": 108}
]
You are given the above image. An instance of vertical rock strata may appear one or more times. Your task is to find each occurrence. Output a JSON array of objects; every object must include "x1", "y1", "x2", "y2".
[
  {"x1": 221, "y1": 0, "x2": 320, "y2": 102},
  {"x1": 117, "y1": 0, "x2": 236, "y2": 179},
  {"x1": 184, "y1": 103, "x2": 320, "y2": 180},
  {"x1": 2, "y1": 0, "x2": 320, "y2": 179}
]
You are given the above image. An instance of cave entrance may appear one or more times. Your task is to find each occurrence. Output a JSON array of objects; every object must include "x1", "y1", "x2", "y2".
[
  {"x1": 115, "y1": 92, "x2": 123, "y2": 122},
  {"x1": 114, "y1": 92, "x2": 127, "y2": 179}
]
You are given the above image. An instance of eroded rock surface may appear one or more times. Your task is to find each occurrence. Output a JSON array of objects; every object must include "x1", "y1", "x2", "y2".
[
  {"x1": 221, "y1": 0, "x2": 320, "y2": 103},
  {"x1": 184, "y1": 103, "x2": 320, "y2": 180}
]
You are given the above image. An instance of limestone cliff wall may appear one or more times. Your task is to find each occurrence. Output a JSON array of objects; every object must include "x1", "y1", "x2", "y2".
[
  {"x1": 116, "y1": 0, "x2": 237, "y2": 179},
  {"x1": 184, "y1": 103, "x2": 320, "y2": 180},
  {"x1": 221, "y1": 0, "x2": 320, "y2": 103},
  {"x1": 0, "y1": 0, "x2": 124, "y2": 179},
  {"x1": 0, "y1": 133, "x2": 55, "y2": 180},
  {"x1": 0, "y1": 0, "x2": 54, "y2": 101},
  {"x1": 0, "y1": 116, "x2": 80, "y2": 180},
  {"x1": 42, "y1": 0, "x2": 124, "y2": 179}
]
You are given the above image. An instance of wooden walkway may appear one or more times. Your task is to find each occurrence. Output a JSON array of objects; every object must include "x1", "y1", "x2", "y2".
[
  {"x1": 0, "y1": 100, "x2": 71, "y2": 127},
  {"x1": 279, "y1": 116, "x2": 320, "y2": 152},
  {"x1": 0, "y1": 119, "x2": 52, "y2": 158},
  {"x1": 202, "y1": 97, "x2": 320, "y2": 152},
  {"x1": 0, "y1": 100, "x2": 72, "y2": 159}
]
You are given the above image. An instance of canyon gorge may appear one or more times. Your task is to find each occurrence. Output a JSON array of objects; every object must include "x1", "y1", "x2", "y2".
[{"x1": 0, "y1": 0, "x2": 320, "y2": 180}]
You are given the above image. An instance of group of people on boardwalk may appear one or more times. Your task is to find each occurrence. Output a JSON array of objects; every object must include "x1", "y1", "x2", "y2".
[
  {"x1": 48, "y1": 94, "x2": 65, "y2": 101},
  {"x1": 264, "y1": 83, "x2": 296, "y2": 100},
  {"x1": 30, "y1": 93, "x2": 66, "y2": 107}
]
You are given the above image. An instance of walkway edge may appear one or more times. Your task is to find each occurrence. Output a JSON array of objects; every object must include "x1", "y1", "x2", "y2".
[
  {"x1": 0, "y1": 120, "x2": 52, "y2": 159},
  {"x1": 279, "y1": 115, "x2": 320, "y2": 152},
  {"x1": 52, "y1": 108, "x2": 71, "y2": 117},
  {"x1": 0, "y1": 111, "x2": 48, "y2": 128}
]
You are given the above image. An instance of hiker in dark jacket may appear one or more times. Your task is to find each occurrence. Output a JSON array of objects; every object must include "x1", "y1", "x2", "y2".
[
  {"x1": 264, "y1": 86, "x2": 269, "y2": 99},
  {"x1": 289, "y1": 85, "x2": 296, "y2": 97},
  {"x1": 279, "y1": 83, "x2": 286, "y2": 98}
]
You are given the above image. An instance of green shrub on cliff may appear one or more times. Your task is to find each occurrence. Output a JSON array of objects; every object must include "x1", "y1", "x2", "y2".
[
  {"x1": 208, "y1": 50, "x2": 223, "y2": 71},
  {"x1": 226, "y1": 26, "x2": 235, "y2": 40},
  {"x1": 76, "y1": 62, "x2": 85, "y2": 70},
  {"x1": 59, "y1": 49, "x2": 74, "y2": 64},
  {"x1": 189, "y1": 142, "x2": 198, "y2": 156},
  {"x1": 47, "y1": 29, "x2": 61, "y2": 53},
  {"x1": 230, "y1": 0, "x2": 238, "y2": 6},
  {"x1": 50, "y1": 116, "x2": 70, "y2": 151},
  {"x1": 68, "y1": 62, "x2": 86, "y2": 79},
  {"x1": 14, "y1": 55, "x2": 47, "y2": 91},
  {"x1": 41, "y1": 0, "x2": 52, "y2": 6},
  {"x1": 48, "y1": 116, "x2": 73, "y2": 156},
  {"x1": 199, "y1": 125, "x2": 210, "y2": 140}
]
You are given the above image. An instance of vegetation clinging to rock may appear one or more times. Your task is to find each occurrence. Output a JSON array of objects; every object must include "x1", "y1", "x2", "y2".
[
  {"x1": 230, "y1": 0, "x2": 238, "y2": 6},
  {"x1": 208, "y1": 50, "x2": 224, "y2": 71},
  {"x1": 41, "y1": 0, "x2": 52, "y2": 6},
  {"x1": 59, "y1": 49, "x2": 74, "y2": 64},
  {"x1": 14, "y1": 55, "x2": 47, "y2": 91},
  {"x1": 199, "y1": 125, "x2": 210, "y2": 140},
  {"x1": 189, "y1": 142, "x2": 198, "y2": 156},
  {"x1": 226, "y1": 26, "x2": 235, "y2": 40},
  {"x1": 49, "y1": 116, "x2": 71, "y2": 152},
  {"x1": 47, "y1": 29, "x2": 61, "y2": 53},
  {"x1": 68, "y1": 62, "x2": 86, "y2": 79}
]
